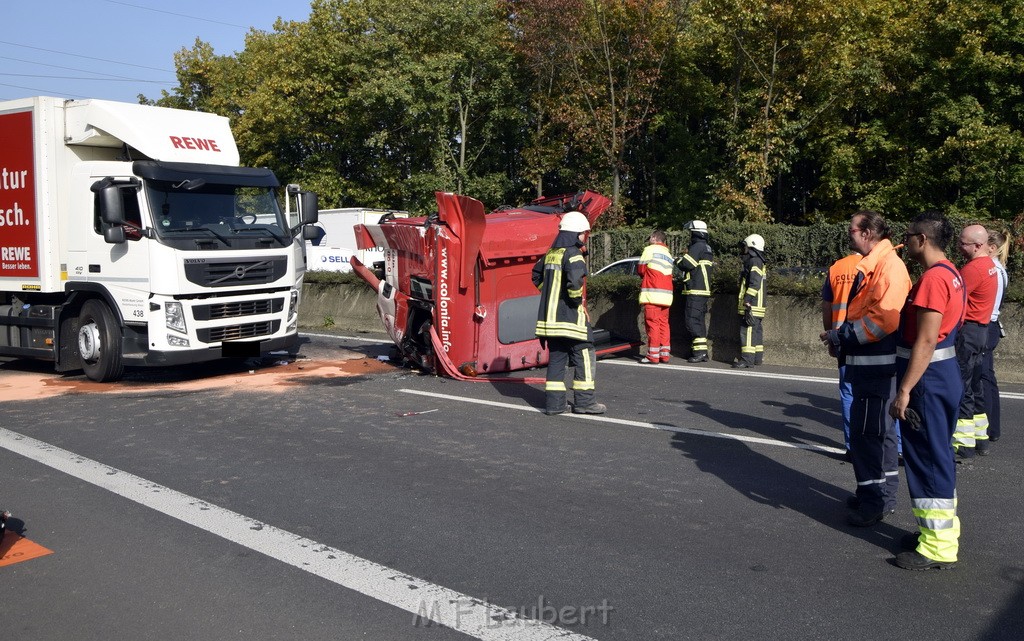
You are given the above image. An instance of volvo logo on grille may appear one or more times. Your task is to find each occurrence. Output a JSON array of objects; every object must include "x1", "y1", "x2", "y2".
[{"x1": 209, "y1": 260, "x2": 271, "y2": 286}]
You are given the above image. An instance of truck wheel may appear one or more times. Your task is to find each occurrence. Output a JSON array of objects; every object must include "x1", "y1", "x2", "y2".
[{"x1": 77, "y1": 300, "x2": 125, "y2": 382}]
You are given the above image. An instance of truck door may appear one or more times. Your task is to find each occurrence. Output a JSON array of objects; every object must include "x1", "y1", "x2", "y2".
[{"x1": 69, "y1": 173, "x2": 151, "y2": 323}]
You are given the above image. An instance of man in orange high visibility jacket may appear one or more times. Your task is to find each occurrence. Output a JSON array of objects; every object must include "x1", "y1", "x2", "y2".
[
  {"x1": 821, "y1": 211, "x2": 911, "y2": 527},
  {"x1": 822, "y1": 252, "x2": 861, "y2": 454},
  {"x1": 637, "y1": 230, "x2": 675, "y2": 363}
]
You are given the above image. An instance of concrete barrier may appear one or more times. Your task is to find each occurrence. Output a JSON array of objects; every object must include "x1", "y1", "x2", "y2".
[{"x1": 301, "y1": 283, "x2": 1024, "y2": 383}]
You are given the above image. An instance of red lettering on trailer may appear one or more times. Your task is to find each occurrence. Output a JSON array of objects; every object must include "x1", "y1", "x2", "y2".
[{"x1": 168, "y1": 136, "x2": 222, "y2": 152}]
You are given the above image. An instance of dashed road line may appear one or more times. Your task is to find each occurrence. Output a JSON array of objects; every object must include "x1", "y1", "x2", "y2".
[
  {"x1": 319, "y1": 334, "x2": 1024, "y2": 401},
  {"x1": 602, "y1": 358, "x2": 1024, "y2": 401},
  {"x1": 397, "y1": 389, "x2": 846, "y2": 455},
  {"x1": 601, "y1": 358, "x2": 839, "y2": 384}
]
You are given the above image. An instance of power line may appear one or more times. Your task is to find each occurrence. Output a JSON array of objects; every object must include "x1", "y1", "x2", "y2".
[
  {"x1": 0, "y1": 40, "x2": 174, "y2": 73},
  {"x1": 0, "y1": 81, "x2": 91, "y2": 99},
  {"x1": 102, "y1": 0, "x2": 248, "y2": 29},
  {"x1": 0, "y1": 73, "x2": 173, "y2": 85},
  {"x1": 0, "y1": 55, "x2": 168, "y2": 81}
]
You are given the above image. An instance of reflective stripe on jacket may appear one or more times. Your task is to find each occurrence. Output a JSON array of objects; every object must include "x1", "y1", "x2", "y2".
[
  {"x1": 838, "y1": 239, "x2": 912, "y2": 390},
  {"x1": 533, "y1": 246, "x2": 589, "y2": 341},
  {"x1": 638, "y1": 242, "x2": 674, "y2": 307},
  {"x1": 678, "y1": 239, "x2": 714, "y2": 296},
  {"x1": 737, "y1": 253, "x2": 766, "y2": 317},
  {"x1": 826, "y1": 254, "x2": 861, "y2": 329}
]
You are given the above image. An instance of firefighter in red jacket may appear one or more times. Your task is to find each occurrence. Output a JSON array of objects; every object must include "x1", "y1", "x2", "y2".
[
  {"x1": 532, "y1": 211, "x2": 607, "y2": 416},
  {"x1": 637, "y1": 230, "x2": 675, "y2": 363}
]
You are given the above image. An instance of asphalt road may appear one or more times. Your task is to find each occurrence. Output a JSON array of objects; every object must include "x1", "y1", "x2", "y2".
[{"x1": 1, "y1": 331, "x2": 1023, "y2": 640}]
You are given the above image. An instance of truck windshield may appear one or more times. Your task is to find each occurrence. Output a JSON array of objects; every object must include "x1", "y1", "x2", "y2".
[{"x1": 145, "y1": 181, "x2": 290, "y2": 248}]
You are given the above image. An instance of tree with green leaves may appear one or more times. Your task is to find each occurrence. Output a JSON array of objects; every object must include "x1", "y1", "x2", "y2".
[{"x1": 511, "y1": 0, "x2": 680, "y2": 221}]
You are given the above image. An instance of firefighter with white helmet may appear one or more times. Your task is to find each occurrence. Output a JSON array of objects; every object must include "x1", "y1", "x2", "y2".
[
  {"x1": 558, "y1": 211, "x2": 591, "y2": 233},
  {"x1": 532, "y1": 210, "x2": 606, "y2": 415},
  {"x1": 734, "y1": 233, "x2": 767, "y2": 368},
  {"x1": 677, "y1": 220, "x2": 715, "y2": 362}
]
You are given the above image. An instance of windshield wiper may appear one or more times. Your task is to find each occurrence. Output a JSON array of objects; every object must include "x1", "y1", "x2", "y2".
[
  {"x1": 161, "y1": 226, "x2": 233, "y2": 246},
  {"x1": 230, "y1": 225, "x2": 288, "y2": 246}
]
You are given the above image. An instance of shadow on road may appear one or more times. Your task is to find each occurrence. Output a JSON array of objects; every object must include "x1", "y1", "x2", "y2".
[{"x1": 670, "y1": 405, "x2": 908, "y2": 552}]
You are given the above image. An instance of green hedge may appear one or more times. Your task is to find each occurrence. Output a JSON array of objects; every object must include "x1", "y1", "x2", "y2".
[
  {"x1": 307, "y1": 216, "x2": 1024, "y2": 301},
  {"x1": 588, "y1": 218, "x2": 1024, "y2": 301}
]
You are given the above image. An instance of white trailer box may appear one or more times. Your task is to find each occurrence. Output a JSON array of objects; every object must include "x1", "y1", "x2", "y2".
[
  {"x1": 306, "y1": 208, "x2": 407, "y2": 272},
  {"x1": 0, "y1": 97, "x2": 319, "y2": 381}
]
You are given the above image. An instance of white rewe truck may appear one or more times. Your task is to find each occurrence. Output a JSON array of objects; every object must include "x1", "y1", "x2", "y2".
[{"x1": 0, "y1": 96, "x2": 319, "y2": 381}]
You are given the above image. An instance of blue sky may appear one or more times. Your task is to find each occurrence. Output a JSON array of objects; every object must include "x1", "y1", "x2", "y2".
[{"x1": 3, "y1": 0, "x2": 313, "y2": 104}]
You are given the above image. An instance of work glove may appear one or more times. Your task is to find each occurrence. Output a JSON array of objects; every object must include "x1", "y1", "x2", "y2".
[
  {"x1": 903, "y1": 407, "x2": 922, "y2": 431},
  {"x1": 744, "y1": 306, "x2": 754, "y2": 325},
  {"x1": 822, "y1": 329, "x2": 841, "y2": 359}
]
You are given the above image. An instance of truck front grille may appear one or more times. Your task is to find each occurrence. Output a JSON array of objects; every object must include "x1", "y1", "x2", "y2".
[
  {"x1": 193, "y1": 298, "x2": 284, "y2": 321},
  {"x1": 197, "y1": 320, "x2": 281, "y2": 344},
  {"x1": 184, "y1": 258, "x2": 288, "y2": 288}
]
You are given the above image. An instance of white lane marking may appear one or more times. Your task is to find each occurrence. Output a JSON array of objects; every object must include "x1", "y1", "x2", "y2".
[
  {"x1": 0, "y1": 428, "x2": 598, "y2": 641},
  {"x1": 398, "y1": 389, "x2": 845, "y2": 455},
  {"x1": 302, "y1": 332, "x2": 394, "y2": 344},
  {"x1": 603, "y1": 358, "x2": 1024, "y2": 401},
  {"x1": 602, "y1": 358, "x2": 839, "y2": 385},
  {"x1": 306, "y1": 333, "x2": 1024, "y2": 400}
]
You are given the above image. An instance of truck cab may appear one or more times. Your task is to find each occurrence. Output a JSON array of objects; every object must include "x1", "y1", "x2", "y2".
[{"x1": 0, "y1": 97, "x2": 319, "y2": 381}]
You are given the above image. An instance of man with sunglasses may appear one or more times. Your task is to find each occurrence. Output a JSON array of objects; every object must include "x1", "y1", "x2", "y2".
[
  {"x1": 889, "y1": 211, "x2": 965, "y2": 570},
  {"x1": 820, "y1": 211, "x2": 911, "y2": 527}
]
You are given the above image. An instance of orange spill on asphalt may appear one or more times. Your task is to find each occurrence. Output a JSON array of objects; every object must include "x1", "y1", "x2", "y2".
[{"x1": 0, "y1": 358, "x2": 394, "y2": 402}]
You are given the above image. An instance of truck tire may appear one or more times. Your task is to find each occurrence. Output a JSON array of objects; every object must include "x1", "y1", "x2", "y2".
[{"x1": 77, "y1": 300, "x2": 125, "y2": 382}]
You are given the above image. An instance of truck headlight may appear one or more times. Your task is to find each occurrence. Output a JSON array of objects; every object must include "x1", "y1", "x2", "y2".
[
  {"x1": 167, "y1": 334, "x2": 190, "y2": 347},
  {"x1": 289, "y1": 290, "x2": 298, "y2": 317},
  {"x1": 166, "y1": 301, "x2": 187, "y2": 333}
]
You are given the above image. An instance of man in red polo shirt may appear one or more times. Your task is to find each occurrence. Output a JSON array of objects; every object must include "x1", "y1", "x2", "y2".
[
  {"x1": 953, "y1": 224, "x2": 998, "y2": 460},
  {"x1": 890, "y1": 210, "x2": 965, "y2": 570}
]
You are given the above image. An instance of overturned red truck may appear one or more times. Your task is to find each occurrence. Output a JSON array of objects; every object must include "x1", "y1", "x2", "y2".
[{"x1": 349, "y1": 191, "x2": 630, "y2": 379}]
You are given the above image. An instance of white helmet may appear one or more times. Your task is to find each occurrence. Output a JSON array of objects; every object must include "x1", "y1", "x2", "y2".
[
  {"x1": 559, "y1": 211, "x2": 591, "y2": 233},
  {"x1": 743, "y1": 233, "x2": 765, "y2": 252},
  {"x1": 685, "y1": 220, "x2": 708, "y2": 232}
]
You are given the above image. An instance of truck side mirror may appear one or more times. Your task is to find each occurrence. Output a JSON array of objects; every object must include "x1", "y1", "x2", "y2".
[
  {"x1": 302, "y1": 226, "x2": 321, "y2": 241},
  {"x1": 299, "y1": 192, "x2": 319, "y2": 225},
  {"x1": 103, "y1": 226, "x2": 126, "y2": 244},
  {"x1": 97, "y1": 185, "x2": 126, "y2": 225}
]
